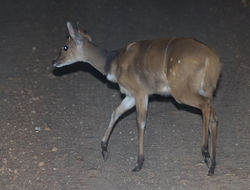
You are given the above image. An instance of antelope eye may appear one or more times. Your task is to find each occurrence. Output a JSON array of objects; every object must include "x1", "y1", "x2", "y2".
[{"x1": 63, "y1": 45, "x2": 68, "y2": 51}]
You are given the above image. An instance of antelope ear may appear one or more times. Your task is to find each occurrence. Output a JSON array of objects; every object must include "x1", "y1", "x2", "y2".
[
  {"x1": 67, "y1": 22, "x2": 83, "y2": 45},
  {"x1": 76, "y1": 22, "x2": 92, "y2": 42},
  {"x1": 67, "y1": 21, "x2": 77, "y2": 39}
]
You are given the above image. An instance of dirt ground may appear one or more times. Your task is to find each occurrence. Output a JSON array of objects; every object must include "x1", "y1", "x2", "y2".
[{"x1": 0, "y1": 0, "x2": 250, "y2": 189}]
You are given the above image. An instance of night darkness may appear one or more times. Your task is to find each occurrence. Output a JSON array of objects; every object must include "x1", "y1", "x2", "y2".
[{"x1": 0, "y1": 0, "x2": 250, "y2": 189}]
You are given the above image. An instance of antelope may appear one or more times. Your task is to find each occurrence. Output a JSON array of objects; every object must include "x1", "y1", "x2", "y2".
[{"x1": 53, "y1": 22, "x2": 221, "y2": 175}]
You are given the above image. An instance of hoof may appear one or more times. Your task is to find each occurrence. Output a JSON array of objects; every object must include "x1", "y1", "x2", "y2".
[
  {"x1": 204, "y1": 157, "x2": 210, "y2": 168},
  {"x1": 132, "y1": 156, "x2": 144, "y2": 172},
  {"x1": 101, "y1": 141, "x2": 108, "y2": 161},
  {"x1": 132, "y1": 165, "x2": 142, "y2": 172},
  {"x1": 207, "y1": 159, "x2": 216, "y2": 176},
  {"x1": 202, "y1": 149, "x2": 210, "y2": 167},
  {"x1": 208, "y1": 167, "x2": 215, "y2": 176}
]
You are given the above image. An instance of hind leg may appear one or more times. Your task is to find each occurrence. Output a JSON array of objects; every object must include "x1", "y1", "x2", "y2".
[
  {"x1": 207, "y1": 105, "x2": 218, "y2": 175},
  {"x1": 201, "y1": 101, "x2": 218, "y2": 176},
  {"x1": 132, "y1": 94, "x2": 148, "y2": 171},
  {"x1": 201, "y1": 101, "x2": 211, "y2": 167},
  {"x1": 174, "y1": 93, "x2": 217, "y2": 175}
]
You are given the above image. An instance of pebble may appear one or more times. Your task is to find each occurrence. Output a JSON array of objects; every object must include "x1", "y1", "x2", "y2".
[
  {"x1": 31, "y1": 110, "x2": 36, "y2": 114},
  {"x1": 44, "y1": 127, "x2": 51, "y2": 131},
  {"x1": 32, "y1": 46, "x2": 37, "y2": 52},
  {"x1": 52, "y1": 146, "x2": 58, "y2": 152},
  {"x1": 38, "y1": 162, "x2": 45, "y2": 167},
  {"x1": 35, "y1": 127, "x2": 41, "y2": 132}
]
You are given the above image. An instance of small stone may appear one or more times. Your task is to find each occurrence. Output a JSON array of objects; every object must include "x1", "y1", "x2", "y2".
[
  {"x1": 35, "y1": 127, "x2": 41, "y2": 132},
  {"x1": 53, "y1": 136, "x2": 62, "y2": 140},
  {"x1": 52, "y1": 147, "x2": 58, "y2": 152},
  {"x1": 3, "y1": 158, "x2": 7, "y2": 165},
  {"x1": 31, "y1": 110, "x2": 36, "y2": 114},
  {"x1": 44, "y1": 127, "x2": 51, "y2": 131},
  {"x1": 32, "y1": 47, "x2": 37, "y2": 52},
  {"x1": 225, "y1": 173, "x2": 234, "y2": 176},
  {"x1": 33, "y1": 155, "x2": 38, "y2": 160},
  {"x1": 38, "y1": 162, "x2": 45, "y2": 167}
]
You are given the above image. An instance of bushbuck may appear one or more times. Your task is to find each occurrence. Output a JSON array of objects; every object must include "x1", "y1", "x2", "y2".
[{"x1": 53, "y1": 22, "x2": 221, "y2": 175}]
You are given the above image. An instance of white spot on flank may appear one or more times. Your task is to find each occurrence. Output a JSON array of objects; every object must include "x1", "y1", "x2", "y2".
[
  {"x1": 170, "y1": 57, "x2": 173, "y2": 62},
  {"x1": 178, "y1": 60, "x2": 181, "y2": 64}
]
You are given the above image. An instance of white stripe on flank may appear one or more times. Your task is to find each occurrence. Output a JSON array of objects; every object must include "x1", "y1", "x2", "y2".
[
  {"x1": 198, "y1": 88, "x2": 206, "y2": 97},
  {"x1": 198, "y1": 57, "x2": 209, "y2": 97},
  {"x1": 162, "y1": 39, "x2": 174, "y2": 68}
]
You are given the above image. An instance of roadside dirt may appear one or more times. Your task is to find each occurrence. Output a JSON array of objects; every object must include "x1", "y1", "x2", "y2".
[{"x1": 0, "y1": 0, "x2": 250, "y2": 189}]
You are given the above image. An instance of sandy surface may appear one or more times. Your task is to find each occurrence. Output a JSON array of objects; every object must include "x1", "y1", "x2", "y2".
[{"x1": 0, "y1": 0, "x2": 250, "y2": 189}]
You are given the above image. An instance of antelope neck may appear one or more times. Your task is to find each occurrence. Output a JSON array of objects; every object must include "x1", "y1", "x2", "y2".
[{"x1": 86, "y1": 43, "x2": 119, "y2": 76}]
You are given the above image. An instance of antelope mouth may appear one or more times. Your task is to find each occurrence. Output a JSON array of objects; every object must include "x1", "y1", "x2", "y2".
[
  {"x1": 52, "y1": 60, "x2": 64, "y2": 68},
  {"x1": 53, "y1": 63, "x2": 62, "y2": 68},
  {"x1": 52, "y1": 60, "x2": 74, "y2": 68}
]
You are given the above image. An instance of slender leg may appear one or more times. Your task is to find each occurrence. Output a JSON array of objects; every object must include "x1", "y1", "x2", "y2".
[
  {"x1": 176, "y1": 93, "x2": 218, "y2": 175},
  {"x1": 101, "y1": 96, "x2": 135, "y2": 161},
  {"x1": 208, "y1": 105, "x2": 218, "y2": 176},
  {"x1": 132, "y1": 94, "x2": 148, "y2": 171},
  {"x1": 201, "y1": 102, "x2": 211, "y2": 166}
]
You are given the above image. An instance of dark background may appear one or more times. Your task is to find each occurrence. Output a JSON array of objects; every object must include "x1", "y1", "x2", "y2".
[{"x1": 0, "y1": 0, "x2": 250, "y2": 189}]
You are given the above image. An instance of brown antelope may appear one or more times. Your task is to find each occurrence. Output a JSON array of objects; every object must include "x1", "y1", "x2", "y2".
[{"x1": 53, "y1": 22, "x2": 221, "y2": 175}]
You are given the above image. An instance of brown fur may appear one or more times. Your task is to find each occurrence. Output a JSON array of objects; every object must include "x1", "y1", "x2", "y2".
[
  {"x1": 53, "y1": 22, "x2": 221, "y2": 175},
  {"x1": 111, "y1": 38, "x2": 221, "y2": 103}
]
